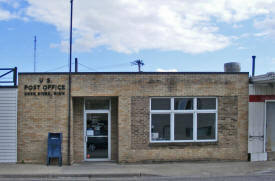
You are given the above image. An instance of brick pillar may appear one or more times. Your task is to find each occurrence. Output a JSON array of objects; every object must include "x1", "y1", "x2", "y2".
[{"x1": 118, "y1": 96, "x2": 131, "y2": 163}]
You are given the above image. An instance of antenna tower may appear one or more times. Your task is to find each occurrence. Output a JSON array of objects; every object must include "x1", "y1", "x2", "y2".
[
  {"x1": 34, "y1": 36, "x2": 37, "y2": 72},
  {"x1": 131, "y1": 59, "x2": 144, "y2": 72}
]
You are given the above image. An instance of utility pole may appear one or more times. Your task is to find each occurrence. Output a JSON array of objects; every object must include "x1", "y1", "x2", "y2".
[
  {"x1": 131, "y1": 59, "x2": 144, "y2": 72},
  {"x1": 34, "y1": 36, "x2": 37, "y2": 72},
  {"x1": 67, "y1": 0, "x2": 73, "y2": 165}
]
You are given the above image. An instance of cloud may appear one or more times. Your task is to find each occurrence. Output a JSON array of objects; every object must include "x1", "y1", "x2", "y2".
[
  {"x1": 49, "y1": 41, "x2": 69, "y2": 52},
  {"x1": 0, "y1": 0, "x2": 24, "y2": 21},
  {"x1": 10, "y1": 1, "x2": 20, "y2": 9},
  {"x1": 0, "y1": 6, "x2": 18, "y2": 21},
  {"x1": 233, "y1": 24, "x2": 243, "y2": 29},
  {"x1": 156, "y1": 68, "x2": 178, "y2": 72},
  {"x1": 254, "y1": 17, "x2": 275, "y2": 38},
  {"x1": 267, "y1": 58, "x2": 275, "y2": 72},
  {"x1": 237, "y1": 46, "x2": 248, "y2": 50},
  {"x1": 7, "y1": 27, "x2": 14, "y2": 31},
  {"x1": 4, "y1": 0, "x2": 275, "y2": 53},
  {"x1": 24, "y1": 0, "x2": 232, "y2": 54}
]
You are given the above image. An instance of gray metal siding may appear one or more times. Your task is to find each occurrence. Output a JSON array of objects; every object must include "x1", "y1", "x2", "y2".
[
  {"x1": 248, "y1": 102, "x2": 265, "y2": 153},
  {"x1": 249, "y1": 84, "x2": 275, "y2": 95},
  {"x1": 249, "y1": 83, "x2": 275, "y2": 161},
  {"x1": 266, "y1": 102, "x2": 275, "y2": 151},
  {"x1": 0, "y1": 88, "x2": 17, "y2": 163}
]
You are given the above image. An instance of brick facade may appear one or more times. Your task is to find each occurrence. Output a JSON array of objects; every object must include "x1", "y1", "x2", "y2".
[
  {"x1": 18, "y1": 73, "x2": 248, "y2": 163},
  {"x1": 131, "y1": 96, "x2": 150, "y2": 150},
  {"x1": 129, "y1": 96, "x2": 246, "y2": 161},
  {"x1": 17, "y1": 75, "x2": 69, "y2": 164},
  {"x1": 72, "y1": 97, "x2": 84, "y2": 162}
]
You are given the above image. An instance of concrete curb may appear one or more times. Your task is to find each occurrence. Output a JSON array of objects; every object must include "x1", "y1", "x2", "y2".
[{"x1": 0, "y1": 173, "x2": 159, "y2": 179}]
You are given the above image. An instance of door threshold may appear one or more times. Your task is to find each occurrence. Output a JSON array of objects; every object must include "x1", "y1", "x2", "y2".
[{"x1": 85, "y1": 159, "x2": 111, "y2": 162}]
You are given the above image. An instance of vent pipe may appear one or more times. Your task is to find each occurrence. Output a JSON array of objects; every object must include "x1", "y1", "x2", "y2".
[
  {"x1": 252, "y1": 55, "x2": 256, "y2": 77},
  {"x1": 75, "y1": 57, "x2": 78, "y2": 72}
]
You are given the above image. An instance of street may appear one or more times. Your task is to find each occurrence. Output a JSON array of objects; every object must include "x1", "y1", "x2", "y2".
[{"x1": 0, "y1": 172, "x2": 275, "y2": 181}]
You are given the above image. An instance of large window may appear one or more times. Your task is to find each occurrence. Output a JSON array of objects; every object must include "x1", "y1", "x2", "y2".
[{"x1": 150, "y1": 97, "x2": 217, "y2": 142}]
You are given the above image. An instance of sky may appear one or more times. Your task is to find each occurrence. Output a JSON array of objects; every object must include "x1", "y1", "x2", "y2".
[{"x1": 0, "y1": 0, "x2": 275, "y2": 75}]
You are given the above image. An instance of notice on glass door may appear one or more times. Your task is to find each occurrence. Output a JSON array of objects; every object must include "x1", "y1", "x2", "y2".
[{"x1": 87, "y1": 130, "x2": 94, "y2": 136}]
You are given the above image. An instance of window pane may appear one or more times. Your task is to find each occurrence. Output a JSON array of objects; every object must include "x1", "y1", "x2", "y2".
[
  {"x1": 85, "y1": 99, "x2": 109, "y2": 110},
  {"x1": 175, "y1": 114, "x2": 193, "y2": 140},
  {"x1": 174, "y1": 98, "x2": 193, "y2": 110},
  {"x1": 151, "y1": 114, "x2": 170, "y2": 141},
  {"x1": 197, "y1": 113, "x2": 216, "y2": 140},
  {"x1": 151, "y1": 98, "x2": 170, "y2": 110},
  {"x1": 197, "y1": 98, "x2": 216, "y2": 110}
]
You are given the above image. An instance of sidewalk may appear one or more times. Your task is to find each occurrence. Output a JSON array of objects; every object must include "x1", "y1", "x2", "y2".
[{"x1": 0, "y1": 161, "x2": 275, "y2": 178}]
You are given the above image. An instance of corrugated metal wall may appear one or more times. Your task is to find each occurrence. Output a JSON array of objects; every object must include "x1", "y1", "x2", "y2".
[
  {"x1": 249, "y1": 85, "x2": 264, "y2": 153},
  {"x1": 250, "y1": 84, "x2": 275, "y2": 95},
  {"x1": 0, "y1": 88, "x2": 17, "y2": 163},
  {"x1": 266, "y1": 102, "x2": 275, "y2": 152},
  {"x1": 248, "y1": 101, "x2": 265, "y2": 153},
  {"x1": 249, "y1": 84, "x2": 275, "y2": 161}
]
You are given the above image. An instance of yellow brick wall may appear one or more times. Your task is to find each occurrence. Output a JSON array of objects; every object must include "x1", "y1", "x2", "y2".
[
  {"x1": 17, "y1": 75, "x2": 69, "y2": 164},
  {"x1": 18, "y1": 73, "x2": 248, "y2": 163}
]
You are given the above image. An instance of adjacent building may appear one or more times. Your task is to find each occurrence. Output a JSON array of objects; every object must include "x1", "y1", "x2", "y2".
[
  {"x1": 0, "y1": 68, "x2": 17, "y2": 163},
  {"x1": 249, "y1": 72, "x2": 275, "y2": 161}
]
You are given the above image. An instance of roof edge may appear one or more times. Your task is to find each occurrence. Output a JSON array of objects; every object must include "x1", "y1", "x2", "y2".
[
  {"x1": 250, "y1": 72, "x2": 275, "y2": 83},
  {"x1": 0, "y1": 86, "x2": 18, "y2": 88},
  {"x1": 19, "y1": 72, "x2": 249, "y2": 75}
]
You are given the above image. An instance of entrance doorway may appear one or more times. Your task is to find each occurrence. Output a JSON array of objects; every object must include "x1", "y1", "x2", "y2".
[{"x1": 84, "y1": 111, "x2": 110, "y2": 161}]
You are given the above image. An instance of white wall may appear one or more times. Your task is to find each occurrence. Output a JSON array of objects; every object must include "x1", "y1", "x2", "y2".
[
  {"x1": 249, "y1": 84, "x2": 275, "y2": 95},
  {"x1": 249, "y1": 84, "x2": 275, "y2": 161},
  {"x1": 248, "y1": 101, "x2": 265, "y2": 153}
]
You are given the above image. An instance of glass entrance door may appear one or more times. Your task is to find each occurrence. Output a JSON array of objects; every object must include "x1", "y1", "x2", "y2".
[{"x1": 85, "y1": 112, "x2": 110, "y2": 160}]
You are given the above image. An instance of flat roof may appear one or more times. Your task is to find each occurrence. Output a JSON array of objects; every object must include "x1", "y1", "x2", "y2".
[
  {"x1": 19, "y1": 72, "x2": 249, "y2": 75},
  {"x1": 250, "y1": 72, "x2": 275, "y2": 84}
]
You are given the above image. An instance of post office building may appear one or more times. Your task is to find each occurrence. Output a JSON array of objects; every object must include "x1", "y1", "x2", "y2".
[{"x1": 17, "y1": 72, "x2": 249, "y2": 164}]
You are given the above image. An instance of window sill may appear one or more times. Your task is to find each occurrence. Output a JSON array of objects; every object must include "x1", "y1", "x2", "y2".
[{"x1": 149, "y1": 141, "x2": 218, "y2": 148}]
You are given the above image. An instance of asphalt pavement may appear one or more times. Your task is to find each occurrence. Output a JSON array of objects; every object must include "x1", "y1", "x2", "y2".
[{"x1": 0, "y1": 174, "x2": 275, "y2": 181}]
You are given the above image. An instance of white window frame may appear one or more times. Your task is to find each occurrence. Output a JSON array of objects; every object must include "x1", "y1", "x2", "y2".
[{"x1": 150, "y1": 97, "x2": 218, "y2": 143}]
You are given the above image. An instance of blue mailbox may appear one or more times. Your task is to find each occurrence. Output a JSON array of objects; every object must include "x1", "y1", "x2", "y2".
[{"x1": 47, "y1": 133, "x2": 62, "y2": 166}]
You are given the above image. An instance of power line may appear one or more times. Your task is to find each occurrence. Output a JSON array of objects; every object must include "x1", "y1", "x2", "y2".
[
  {"x1": 45, "y1": 64, "x2": 71, "y2": 72},
  {"x1": 78, "y1": 63, "x2": 97, "y2": 72},
  {"x1": 44, "y1": 62, "x2": 96, "y2": 72},
  {"x1": 44, "y1": 61, "x2": 140, "y2": 73},
  {"x1": 94, "y1": 62, "x2": 130, "y2": 70}
]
